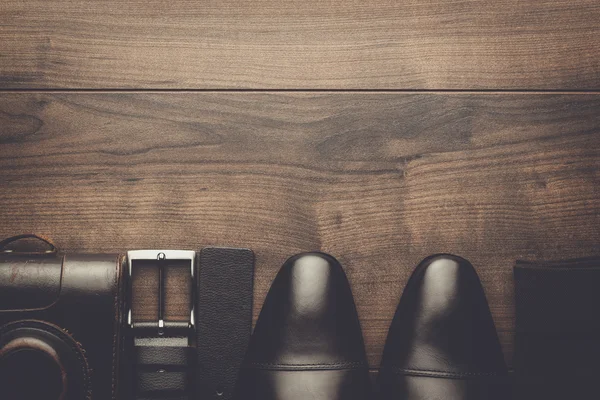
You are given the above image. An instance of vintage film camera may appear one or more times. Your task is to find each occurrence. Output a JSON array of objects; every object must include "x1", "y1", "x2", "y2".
[{"x1": 0, "y1": 234, "x2": 254, "y2": 400}]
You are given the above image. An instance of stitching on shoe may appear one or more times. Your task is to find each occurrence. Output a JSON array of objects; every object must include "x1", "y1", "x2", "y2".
[
  {"x1": 247, "y1": 361, "x2": 367, "y2": 371},
  {"x1": 391, "y1": 367, "x2": 503, "y2": 379}
]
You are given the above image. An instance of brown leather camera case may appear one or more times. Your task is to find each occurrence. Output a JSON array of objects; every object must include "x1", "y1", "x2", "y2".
[{"x1": 0, "y1": 246, "x2": 123, "y2": 400}]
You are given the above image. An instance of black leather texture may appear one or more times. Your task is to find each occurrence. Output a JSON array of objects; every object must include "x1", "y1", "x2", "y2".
[
  {"x1": 514, "y1": 257, "x2": 600, "y2": 400},
  {"x1": 196, "y1": 247, "x2": 255, "y2": 400},
  {"x1": 136, "y1": 344, "x2": 194, "y2": 367},
  {"x1": 235, "y1": 252, "x2": 371, "y2": 400},
  {"x1": 0, "y1": 252, "x2": 122, "y2": 400},
  {"x1": 378, "y1": 254, "x2": 510, "y2": 400},
  {"x1": 133, "y1": 336, "x2": 194, "y2": 399}
]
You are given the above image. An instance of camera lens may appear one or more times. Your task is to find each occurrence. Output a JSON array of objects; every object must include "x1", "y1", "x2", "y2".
[
  {"x1": 0, "y1": 341, "x2": 65, "y2": 400},
  {"x1": 0, "y1": 321, "x2": 91, "y2": 400}
]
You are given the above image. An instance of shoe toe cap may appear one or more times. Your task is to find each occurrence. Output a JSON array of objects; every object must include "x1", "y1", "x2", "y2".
[
  {"x1": 381, "y1": 254, "x2": 507, "y2": 375},
  {"x1": 245, "y1": 252, "x2": 367, "y2": 367}
]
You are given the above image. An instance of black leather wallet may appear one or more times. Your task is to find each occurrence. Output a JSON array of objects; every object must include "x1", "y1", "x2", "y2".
[{"x1": 514, "y1": 257, "x2": 600, "y2": 400}]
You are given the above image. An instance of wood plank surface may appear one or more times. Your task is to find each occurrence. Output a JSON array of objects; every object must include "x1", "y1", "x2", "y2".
[
  {"x1": 1, "y1": 92, "x2": 599, "y2": 368},
  {"x1": 1, "y1": 0, "x2": 599, "y2": 89}
]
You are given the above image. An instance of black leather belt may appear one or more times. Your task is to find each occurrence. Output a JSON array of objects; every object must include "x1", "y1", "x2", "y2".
[
  {"x1": 195, "y1": 247, "x2": 255, "y2": 400},
  {"x1": 126, "y1": 248, "x2": 255, "y2": 400},
  {"x1": 127, "y1": 250, "x2": 196, "y2": 400}
]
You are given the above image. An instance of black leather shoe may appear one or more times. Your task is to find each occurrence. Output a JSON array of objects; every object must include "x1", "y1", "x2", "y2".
[
  {"x1": 378, "y1": 254, "x2": 511, "y2": 400},
  {"x1": 235, "y1": 252, "x2": 372, "y2": 400}
]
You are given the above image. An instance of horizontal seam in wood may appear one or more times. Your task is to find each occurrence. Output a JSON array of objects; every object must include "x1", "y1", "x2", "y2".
[{"x1": 1, "y1": 89, "x2": 600, "y2": 94}]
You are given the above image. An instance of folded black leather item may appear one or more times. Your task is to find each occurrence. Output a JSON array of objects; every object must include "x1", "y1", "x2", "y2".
[
  {"x1": 196, "y1": 247, "x2": 255, "y2": 400},
  {"x1": 514, "y1": 257, "x2": 600, "y2": 400},
  {"x1": 378, "y1": 254, "x2": 510, "y2": 400},
  {"x1": 234, "y1": 252, "x2": 372, "y2": 400}
]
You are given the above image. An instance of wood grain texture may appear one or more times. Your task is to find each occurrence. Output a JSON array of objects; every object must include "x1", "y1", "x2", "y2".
[
  {"x1": 0, "y1": 92, "x2": 599, "y2": 368},
  {"x1": 1, "y1": 0, "x2": 599, "y2": 89}
]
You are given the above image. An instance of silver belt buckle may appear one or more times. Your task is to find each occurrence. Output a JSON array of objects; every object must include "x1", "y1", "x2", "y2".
[{"x1": 127, "y1": 250, "x2": 195, "y2": 336}]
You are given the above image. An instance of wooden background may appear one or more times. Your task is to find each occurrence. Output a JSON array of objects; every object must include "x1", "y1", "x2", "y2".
[{"x1": 1, "y1": 0, "x2": 599, "y2": 371}]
